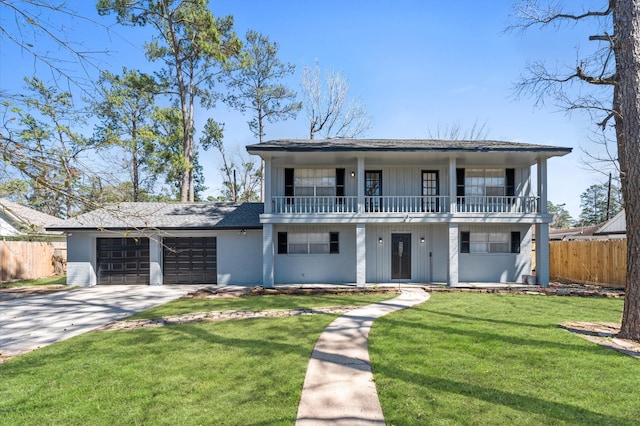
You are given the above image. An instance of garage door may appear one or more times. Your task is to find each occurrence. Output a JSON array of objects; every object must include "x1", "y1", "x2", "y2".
[
  {"x1": 97, "y1": 238, "x2": 150, "y2": 285},
  {"x1": 163, "y1": 237, "x2": 217, "y2": 284}
]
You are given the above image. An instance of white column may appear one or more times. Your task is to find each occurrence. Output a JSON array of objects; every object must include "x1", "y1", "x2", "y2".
[
  {"x1": 356, "y1": 223, "x2": 366, "y2": 287},
  {"x1": 448, "y1": 223, "x2": 459, "y2": 287},
  {"x1": 262, "y1": 223, "x2": 274, "y2": 288},
  {"x1": 536, "y1": 157, "x2": 550, "y2": 285},
  {"x1": 448, "y1": 156, "x2": 457, "y2": 213},
  {"x1": 537, "y1": 157, "x2": 548, "y2": 213},
  {"x1": 149, "y1": 234, "x2": 163, "y2": 285},
  {"x1": 263, "y1": 157, "x2": 272, "y2": 214},
  {"x1": 357, "y1": 156, "x2": 365, "y2": 214}
]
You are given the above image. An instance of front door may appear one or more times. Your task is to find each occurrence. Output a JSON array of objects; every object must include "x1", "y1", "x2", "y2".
[{"x1": 391, "y1": 233, "x2": 411, "y2": 279}]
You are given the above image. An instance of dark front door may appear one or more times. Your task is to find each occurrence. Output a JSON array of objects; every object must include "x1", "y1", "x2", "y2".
[
  {"x1": 97, "y1": 237, "x2": 150, "y2": 285},
  {"x1": 163, "y1": 237, "x2": 217, "y2": 284},
  {"x1": 391, "y1": 233, "x2": 411, "y2": 279}
]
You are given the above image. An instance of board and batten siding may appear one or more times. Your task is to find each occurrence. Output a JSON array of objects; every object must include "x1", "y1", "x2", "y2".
[
  {"x1": 458, "y1": 224, "x2": 533, "y2": 283},
  {"x1": 273, "y1": 224, "x2": 356, "y2": 284},
  {"x1": 365, "y1": 224, "x2": 449, "y2": 283},
  {"x1": 217, "y1": 229, "x2": 262, "y2": 285}
]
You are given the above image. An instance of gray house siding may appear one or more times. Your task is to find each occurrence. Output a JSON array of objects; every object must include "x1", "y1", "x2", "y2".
[
  {"x1": 458, "y1": 224, "x2": 532, "y2": 283},
  {"x1": 274, "y1": 224, "x2": 356, "y2": 284},
  {"x1": 64, "y1": 229, "x2": 262, "y2": 286},
  {"x1": 365, "y1": 224, "x2": 449, "y2": 283}
]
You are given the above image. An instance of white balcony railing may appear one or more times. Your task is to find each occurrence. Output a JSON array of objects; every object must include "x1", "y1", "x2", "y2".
[
  {"x1": 363, "y1": 196, "x2": 450, "y2": 213},
  {"x1": 456, "y1": 196, "x2": 538, "y2": 213},
  {"x1": 272, "y1": 196, "x2": 358, "y2": 213},
  {"x1": 270, "y1": 196, "x2": 539, "y2": 214}
]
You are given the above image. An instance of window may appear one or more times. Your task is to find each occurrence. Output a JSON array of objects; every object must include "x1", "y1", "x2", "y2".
[
  {"x1": 422, "y1": 170, "x2": 439, "y2": 212},
  {"x1": 277, "y1": 232, "x2": 339, "y2": 254},
  {"x1": 460, "y1": 230, "x2": 519, "y2": 254},
  {"x1": 465, "y1": 169, "x2": 505, "y2": 197},
  {"x1": 294, "y1": 169, "x2": 336, "y2": 197}
]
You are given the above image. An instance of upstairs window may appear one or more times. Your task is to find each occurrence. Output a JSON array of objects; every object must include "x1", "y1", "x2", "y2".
[
  {"x1": 294, "y1": 169, "x2": 336, "y2": 197},
  {"x1": 465, "y1": 169, "x2": 505, "y2": 197}
]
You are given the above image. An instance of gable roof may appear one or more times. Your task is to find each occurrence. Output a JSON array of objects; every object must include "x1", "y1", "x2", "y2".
[
  {"x1": 47, "y1": 202, "x2": 264, "y2": 231},
  {"x1": 0, "y1": 199, "x2": 63, "y2": 235},
  {"x1": 247, "y1": 139, "x2": 573, "y2": 156},
  {"x1": 595, "y1": 210, "x2": 626, "y2": 235}
]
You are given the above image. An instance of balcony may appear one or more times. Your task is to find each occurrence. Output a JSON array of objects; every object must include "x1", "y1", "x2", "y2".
[{"x1": 271, "y1": 196, "x2": 539, "y2": 214}]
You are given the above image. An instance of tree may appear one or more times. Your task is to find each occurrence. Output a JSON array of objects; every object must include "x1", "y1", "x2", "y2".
[
  {"x1": 511, "y1": 1, "x2": 640, "y2": 340},
  {"x1": 1, "y1": 77, "x2": 89, "y2": 217},
  {"x1": 97, "y1": 0, "x2": 241, "y2": 202},
  {"x1": 578, "y1": 182, "x2": 623, "y2": 225},
  {"x1": 93, "y1": 68, "x2": 162, "y2": 201},
  {"x1": 224, "y1": 30, "x2": 301, "y2": 144},
  {"x1": 301, "y1": 61, "x2": 372, "y2": 139},
  {"x1": 547, "y1": 201, "x2": 574, "y2": 228},
  {"x1": 200, "y1": 118, "x2": 260, "y2": 202}
]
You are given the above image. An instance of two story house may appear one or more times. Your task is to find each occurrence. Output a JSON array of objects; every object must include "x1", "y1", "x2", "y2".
[{"x1": 247, "y1": 139, "x2": 571, "y2": 287}]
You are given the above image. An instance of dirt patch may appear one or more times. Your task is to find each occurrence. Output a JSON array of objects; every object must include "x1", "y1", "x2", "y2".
[
  {"x1": 560, "y1": 322, "x2": 640, "y2": 358},
  {"x1": 184, "y1": 286, "x2": 403, "y2": 299}
]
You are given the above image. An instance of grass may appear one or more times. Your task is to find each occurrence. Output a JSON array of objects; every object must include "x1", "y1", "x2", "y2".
[
  {"x1": 2, "y1": 292, "x2": 637, "y2": 425},
  {"x1": 369, "y1": 292, "x2": 639, "y2": 425},
  {"x1": 129, "y1": 293, "x2": 392, "y2": 319},
  {"x1": 0, "y1": 293, "x2": 391, "y2": 425},
  {"x1": 0, "y1": 275, "x2": 65, "y2": 288}
]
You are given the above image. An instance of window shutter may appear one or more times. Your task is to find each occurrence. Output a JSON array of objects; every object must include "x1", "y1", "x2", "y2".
[
  {"x1": 456, "y1": 168, "x2": 465, "y2": 197},
  {"x1": 506, "y1": 168, "x2": 515, "y2": 197},
  {"x1": 460, "y1": 231, "x2": 470, "y2": 253},
  {"x1": 336, "y1": 168, "x2": 345, "y2": 197},
  {"x1": 330, "y1": 232, "x2": 339, "y2": 254},
  {"x1": 284, "y1": 168, "x2": 294, "y2": 205},
  {"x1": 277, "y1": 232, "x2": 288, "y2": 254},
  {"x1": 511, "y1": 231, "x2": 521, "y2": 254}
]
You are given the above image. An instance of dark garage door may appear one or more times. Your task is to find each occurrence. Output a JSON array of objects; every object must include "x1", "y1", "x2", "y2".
[
  {"x1": 163, "y1": 237, "x2": 217, "y2": 284},
  {"x1": 97, "y1": 238, "x2": 150, "y2": 285}
]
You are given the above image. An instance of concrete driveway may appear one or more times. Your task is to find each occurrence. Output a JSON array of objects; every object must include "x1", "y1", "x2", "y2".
[{"x1": 0, "y1": 285, "x2": 195, "y2": 358}]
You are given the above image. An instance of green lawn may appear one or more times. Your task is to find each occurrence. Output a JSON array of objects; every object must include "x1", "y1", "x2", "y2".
[
  {"x1": 1, "y1": 292, "x2": 637, "y2": 425},
  {"x1": 0, "y1": 294, "x2": 390, "y2": 425},
  {"x1": 0, "y1": 275, "x2": 66, "y2": 288},
  {"x1": 370, "y1": 293, "x2": 639, "y2": 425}
]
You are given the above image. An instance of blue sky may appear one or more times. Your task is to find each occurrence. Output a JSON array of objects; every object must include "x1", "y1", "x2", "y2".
[{"x1": 0, "y1": 0, "x2": 614, "y2": 218}]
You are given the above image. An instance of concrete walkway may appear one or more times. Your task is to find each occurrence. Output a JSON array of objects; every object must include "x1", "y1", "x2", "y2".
[
  {"x1": 296, "y1": 288, "x2": 430, "y2": 425},
  {"x1": 0, "y1": 285, "x2": 193, "y2": 357}
]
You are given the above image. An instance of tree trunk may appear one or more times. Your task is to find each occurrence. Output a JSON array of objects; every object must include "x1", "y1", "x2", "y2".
[{"x1": 614, "y1": 0, "x2": 640, "y2": 341}]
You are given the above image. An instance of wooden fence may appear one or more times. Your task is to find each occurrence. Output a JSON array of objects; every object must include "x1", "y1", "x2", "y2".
[
  {"x1": 549, "y1": 240, "x2": 627, "y2": 288},
  {"x1": 0, "y1": 241, "x2": 67, "y2": 282}
]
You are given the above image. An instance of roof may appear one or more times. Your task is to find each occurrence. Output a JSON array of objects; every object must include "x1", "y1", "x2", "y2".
[
  {"x1": 46, "y1": 202, "x2": 264, "y2": 231},
  {"x1": 247, "y1": 139, "x2": 573, "y2": 155},
  {"x1": 0, "y1": 199, "x2": 63, "y2": 235},
  {"x1": 595, "y1": 210, "x2": 626, "y2": 235}
]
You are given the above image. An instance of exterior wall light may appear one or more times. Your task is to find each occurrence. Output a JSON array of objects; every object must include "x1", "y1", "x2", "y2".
[
  {"x1": 378, "y1": 237, "x2": 383, "y2": 244},
  {"x1": 351, "y1": 171, "x2": 356, "y2": 178},
  {"x1": 239, "y1": 229, "x2": 247, "y2": 235},
  {"x1": 420, "y1": 237, "x2": 425, "y2": 244}
]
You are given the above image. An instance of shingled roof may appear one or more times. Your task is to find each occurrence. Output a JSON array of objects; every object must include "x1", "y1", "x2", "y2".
[
  {"x1": 47, "y1": 202, "x2": 264, "y2": 231},
  {"x1": 247, "y1": 139, "x2": 572, "y2": 155},
  {"x1": 0, "y1": 199, "x2": 63, "y2": 235}
]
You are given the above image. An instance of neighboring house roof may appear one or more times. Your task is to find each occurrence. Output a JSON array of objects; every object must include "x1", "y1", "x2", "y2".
[
  {"x1": 47, "y1": 202, "x2": 264, "y2": 231},
  {"x1": 549, "y1": 210, "x2": 627, "y2": 241},
  {"x1": 247, "y1": 139, "x2": 573, "y2": 156},
  {"x1": 0, "y1": 199, "x2": 63, "y2": 236},
  {"x1": 595, "y1": 209, "x2": 626, "y2": 236}
]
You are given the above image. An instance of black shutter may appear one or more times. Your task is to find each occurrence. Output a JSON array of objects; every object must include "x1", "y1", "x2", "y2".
[
  {"x1": 285, "y1": 168, "x2": 294, "y2": 205},
  {"x1": 460, "y1": 231, "x2": 470, "y2": 253},
  {"x1": 511, "y1": 231, "x2": 521, "y2": 253},
  {"x1": 506, "y1": 168, "x2": 515, "y2": 197},
  {"x1": 456, "y1": 168, "x2": 465, "y2": 208},
  {"x1": 277, "y1": 232, "x2": 288, "y2": 254},
  {"x1": 336, "y1": 168, "x2": 345, "y2": 196},
  {"x1": 284, "y1": 168, "x2": 294, "y2": 196},
  {"x1": 330, "y1": 232, "x2": 339, "y2": 254}
]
